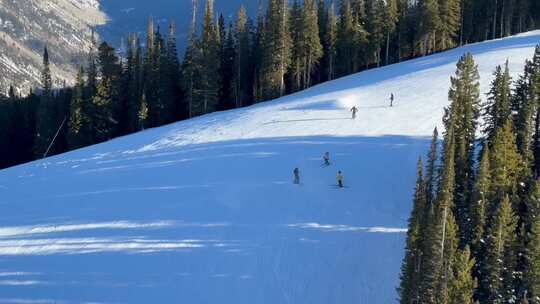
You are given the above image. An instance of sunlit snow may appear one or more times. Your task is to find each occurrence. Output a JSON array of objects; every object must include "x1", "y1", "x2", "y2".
[{"x1": 0, "y1": 31, "x2": 539, "y2": 303}]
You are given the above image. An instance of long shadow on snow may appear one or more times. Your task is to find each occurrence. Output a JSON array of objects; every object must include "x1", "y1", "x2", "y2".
[
  {"x1": 0, "y1": 134, "x2": 430, "y2": 228},
  {"x1": 0, "y1": 135, "x2": 431, "y2": 304}
]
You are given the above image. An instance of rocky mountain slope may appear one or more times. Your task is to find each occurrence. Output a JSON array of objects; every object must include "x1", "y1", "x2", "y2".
[{"x1": 0, "y1": 0, "x2": 107, "y2": 95}]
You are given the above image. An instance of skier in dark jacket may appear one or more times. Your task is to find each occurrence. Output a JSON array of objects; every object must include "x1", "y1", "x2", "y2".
[
  {"x1": 350, "y1": 106, "x2": 358, "y2": 119},
  {"x1": 390, "y1": 93, "x2": 394, "y2": 107},
  {"x1": 293, "y1": 168, "x2": 300, "y2": 184},
  {"x1": 323, "y1": 152, "x2": 330, "y2": 166}
]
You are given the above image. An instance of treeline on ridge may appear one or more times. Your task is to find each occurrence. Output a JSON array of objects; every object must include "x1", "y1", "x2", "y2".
[{"x1": 1, "y1": 0, "x2": 539, "y2": 169}]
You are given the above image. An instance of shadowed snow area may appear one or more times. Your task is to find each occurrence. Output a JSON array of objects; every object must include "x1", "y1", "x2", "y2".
[{"x1": 0, "y1": 31, "x2": 539, "y2": 303}]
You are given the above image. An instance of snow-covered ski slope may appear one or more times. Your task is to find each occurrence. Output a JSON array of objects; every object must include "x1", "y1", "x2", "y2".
[{"x1": 1, "y1": 31, "x2": 539, "y2": 304}]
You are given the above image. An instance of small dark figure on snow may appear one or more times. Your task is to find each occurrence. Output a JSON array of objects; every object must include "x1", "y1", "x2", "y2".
[
  {"x1": 337, "y1": 171, "x2": 344, "y2": 188},
  {"x1": 390, "y1": 93, "x2": 394, "y2": 107},
  {"x1": 350, "y1": 106, "x2": 358, "y2": 120},
  {"x1": 293, "y1": 167, "x2": 300, "y2": 184},
  {"x1": 323, "y1": 152, "x2": 330, "y2": 166}
]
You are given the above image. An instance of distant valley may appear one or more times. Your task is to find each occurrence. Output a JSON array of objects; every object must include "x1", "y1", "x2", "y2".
[{"x1": 0, "y1": 0, "x2": 259, "y2": 95}]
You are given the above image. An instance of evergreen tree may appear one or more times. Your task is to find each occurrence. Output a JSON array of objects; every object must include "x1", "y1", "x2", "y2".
[
  {"x1": 143, "y1": 17, "x2": 157, "y2": 124},
  {"x1": 471, "y1": 146, "x2": 491, "y2": 257},
  {"x1": 197, "y1": 0, "x2": 221, "y2": 114},
  {"x1": 91, "y1": 42, "x2": 120, "y2": 143},
  {"x1": 87, "y1": 31, "x2": 98, "y2": 97},
  {"x1": 261, "y1": 0, "x2": 292, "y2": 99},
  {"x1": 138, "y1": 92, "x2": 149, "y2": 130},
  {"x1": 148, "y1": 27, "x2": 166, "y2": 126},
  {"x1": 299, "y1": 0, "x2": 323, "y2": 89},
  {"x1": 234, "y1": 5, "x2": 252, "y2": 108},
  {"x1": 336, "y1": 0, "x2": 354, "y2": 76},
  {"x1": 182, "y1": 0, "x2": 200, "y2": 118},
  {"x1": 40, "y1": 46, "x2": 52, "y2": 104},
  {"x1": 218, "y1": 21, "x2": 236, "y2": 110},
  {"x1": 324, "y1": 1, "x2": 338, "y2": 81},
  {"x1": 365, "y1": 0, "x2": 386, "y2": 67},
  {"x1": 124, "y1": 34, "x2": 144, "y2": 133},
  {"x1": 8, "y1": 86, "x2": 15, "y2": 99},
  {"x1": 419, "y1": 127, "x2": 458, "y2": 304},
  {"x1": 460, "y1": 0, "x2": 475, "y2": 44},
  {"x1": 524, "y1": 190, "x2": 540, "y2": 302},
  {"x1": 446, "y1": 53, "x2": 481, "y2": 246},
  {"x1": 438, "y1": 0, "x2": 462, "y2": 50},
  {"x1": 484, "y1": 61, "x2": 513, "y2": 143},
  {"x1": 164, "y1": 22, "x2": 183, "y2": 122},
  {"x1": 253, "y1": 0, "x2": 266, "y2": 102},
  {"x1": 416, "y1": 0, "x2": 442, "y2": 55},
  {"x1": 383, "y1": 0, "x2": 399, "y2": 65},
  {"x1": 478, "y1": 195, "x2": 518, "y2": 303},
  {"x1": 531, "y1": 46, "x2": 540, "y2": 178},
  {"x1": 336, "y1": 0, "x2": 367, "y2": 76},
  {"x1": 290, "y1": 0, "x2": 304, "y2": 92},
  {"x1": 67, "y1": 66, "x2": 89, "y2": 149},
  {"x1": 317, "y1": 0, "x2": 328, "y2": 83},
  {"x1": 514, "y1": 59, "x2": 536, "y2": 165},
  {"x1": 34, "y1": 47, "x2": 56, "y2": 158},
  {"x1": 426, "y1": 127, "x2": 439, "y2": 206},
  {"x1": 524, "y1": 180, "x2": 540, "y2": 235},
  {"x1": 396, "y1": 0, "x2": 415, "y2": 61},
  {"x1": 489, "y1": 120, "x2": 525, "y2": 205},
  {"x1": 448, "y1": 246, "x2": 477, "y2": 304},
  {"x1": 398, "y1": 158, "x2": 428, "y2": 304}
]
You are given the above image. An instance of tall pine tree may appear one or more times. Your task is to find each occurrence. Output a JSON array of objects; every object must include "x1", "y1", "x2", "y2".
[
  {"x1": 398, "y1": 158, "x2": 428, "y2": 304},
  {"x1": 34, "y1": 47, "x2": 56, "y2": 158},
  {"x1": 261, "y1": 0, "x2": 292, "y2": 99}
]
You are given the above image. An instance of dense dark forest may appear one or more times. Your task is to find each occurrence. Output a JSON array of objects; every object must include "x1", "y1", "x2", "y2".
[
  {"x1": 398, "y1": 46, "x2": 540, "y2": 303},
  {"x1": 1, "y1": 0, "x2": 539, "y2": 169}
]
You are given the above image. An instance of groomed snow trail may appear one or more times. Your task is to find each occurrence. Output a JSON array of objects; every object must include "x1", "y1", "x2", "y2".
[{"x1": 0, "y1": 31, "x2": 539, "y2": 304}]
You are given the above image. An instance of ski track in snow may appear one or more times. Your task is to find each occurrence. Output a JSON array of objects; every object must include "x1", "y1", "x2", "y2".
[
  {"x1": 288, "y1": 223, "x2": 408, "y2": 233},
  {"x1": 0, "y1": 31, "x2": 539, "y2": 303}
]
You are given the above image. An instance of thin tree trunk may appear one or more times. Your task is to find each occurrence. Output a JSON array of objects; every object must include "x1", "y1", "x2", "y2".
[
  {"x1": 459, "y1": 0, "x2": 465, "y2": 45},
  {"x1": 236, "y1": 51, "x2": 241, "y2": 108},
  {"x1": 397, "y1": 30, "x2": 402, "y2": 62},
  {"x1": 189, "y1": 73, "x2": 193, "y2": 118},
  {"x1": 500, "y1": 0, "x2": 505, "y2": 37},
  {"x1": 441, "y1": 206, "x2": 448, "y2": 261},
  {"x1": 328, "y1": 51, "x2": 334, "y2": 80},
  {"x1": 493, "y1": 0, "x2": 498, "y2": 39},
  {"x1": 534, "y1": 107, "x2": 540, "y2": 178},
  {"x1": 307, "y1": 55, "x2": 312, "y2": 88},
  {"x1": 423, "y1": 34, "x2": 429, "y2": 56},
  {"x1": 385, "y1": 30, "x2": 390, "y2": 66},
  {"x1": 279, "y1": 0, "x2": 287, "y2": 97}
]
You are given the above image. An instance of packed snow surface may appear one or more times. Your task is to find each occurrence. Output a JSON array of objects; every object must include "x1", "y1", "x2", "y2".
[{"x1": 0, "y1": 31, "x2": 539, "y2": 303}]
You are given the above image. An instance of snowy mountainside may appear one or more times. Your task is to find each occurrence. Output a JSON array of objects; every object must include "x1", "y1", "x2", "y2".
[
  {"x1": 0, "y1": 31, "x2": 539, "y2": 304},
  {"x1": 0, "y1": 0, "x2": 107, "y2": 94}
]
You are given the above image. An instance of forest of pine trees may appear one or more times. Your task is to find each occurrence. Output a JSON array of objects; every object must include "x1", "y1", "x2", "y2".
[
  {"x1": 0, "y1": 0, "x2": 539, "y2": 169},
  {"x1": 398, "y1": 45, "x2": 540, "y2": 303}
]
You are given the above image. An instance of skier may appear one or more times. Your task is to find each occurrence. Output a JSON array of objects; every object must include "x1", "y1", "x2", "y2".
[
  {"x1": 293, "y1": 167, "x2": 300, "y2": 184},
  {"x1": 323, "y1": 152, "x2": 330, "y2": 166},
  {"x1": 337, "y1": 170, "x2": 344, "y2": 188},
  {"x1": 350, "y1": 106, "x2": 358, "y2": 120},
  {"x1": 390, "y1": 93, "x2": 394, "y2": 107}
]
